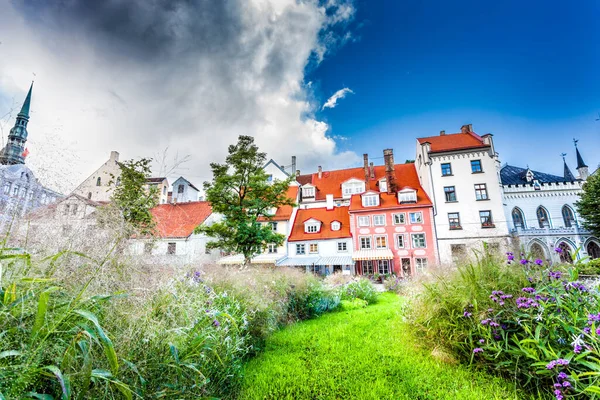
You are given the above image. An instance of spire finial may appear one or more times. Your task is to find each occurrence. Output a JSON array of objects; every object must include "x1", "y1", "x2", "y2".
[
  {"x1": 18, "y1": 81, "x2": 34, "y2": 118},
  {"x1": 574, "y1": 138, "x2": 588, "y2": 169},
  {"x1": 573, "y1": 138, "x2": 579, "y2": 148},
  {"x1": 561, "y1": 152, "x2": 567, "y2": 161}
]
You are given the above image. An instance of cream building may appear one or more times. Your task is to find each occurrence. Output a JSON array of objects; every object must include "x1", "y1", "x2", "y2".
[{"x1": 73, "y1": 151, "x2": 121, "y2": 202}]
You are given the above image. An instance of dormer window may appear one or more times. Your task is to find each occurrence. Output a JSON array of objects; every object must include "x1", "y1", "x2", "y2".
[
  {"x1": 302, "y1": 185, "x2": 315, "y2": 198},
  {"x1": 331, "y1": 221, "x2": 341, "y2": 231},
  {"x1": 379, "y1": 179, "x2": 387, "y2": 193},
  {"x1": 342, "y1": 179, "x2": 366, "y2": 198},
  {"x1": 398, "y1": 188, "x2": 417, "y2": 203},
  {"x1": 362, "y1": 194, "x2": 379, "y2": 207},
  {"x1": 525, "y1": 169, "x2": 534, "y2": 182},
  {"x1": 304, "y1": 218, "x2": 321, "y2": 233}
]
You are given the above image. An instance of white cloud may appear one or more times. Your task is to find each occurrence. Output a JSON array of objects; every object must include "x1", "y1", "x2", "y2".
[
  {"x1": 0, "y1": 0, "x2": 359, "y2": 193},
  {"x1": 322, "y1": 87, "x2": 354, "y2": 110}
]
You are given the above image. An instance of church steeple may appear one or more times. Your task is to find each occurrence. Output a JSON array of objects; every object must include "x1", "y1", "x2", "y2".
[
  {"x1": 562, "y1": 153, "x2": 575, "y2": 181},
  {"x1": 0, "y1": 82, "x2": 32, "y2": 165},
  {"x1": 573, "y1": 138, "x2": 589, "y2": 180}
]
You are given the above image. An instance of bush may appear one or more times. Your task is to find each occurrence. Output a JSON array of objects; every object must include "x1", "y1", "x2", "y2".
[
  {"x1": 339, "y1": 278, "x2": 378, "y2": 304},
  {"x1": 408, "y1": 250, "x2": 600, "y2": 399},
  {"x1": 576, "y1": 258, "x2": 600, "y2": 275}
]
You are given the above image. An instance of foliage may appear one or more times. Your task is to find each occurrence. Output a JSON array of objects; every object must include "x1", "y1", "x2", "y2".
[
  {"x1": 339, "y1": 278, "x2": 378, "y2": 304},
  {"x1": 109, "y1": 158, "x2": 157, "y2": 236},
  {"x1": 576, "y1": 258, "x2": 600, "y2": 276},
  {"x1": 576, "y1": 172, "x2": 600, "y2": 237},
  {"x1": 408, "y1": 250, "x2": 600, "y2": 399},
  {"x1": 240, "y1": 293, "x2": 527, "y2": 400},
  {"x1": 196, "y1": 135, "x2": 294, "y2": 264}
]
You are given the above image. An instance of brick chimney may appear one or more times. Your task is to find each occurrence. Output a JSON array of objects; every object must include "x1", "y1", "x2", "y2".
[
  {"x1": 383, "y1": 149, "x2": 397, "y2": 194},
  {"x1": 318, "y1": 166, "x2": 322, "y2": 179},
  {"x1": 363, "y1": 154, "x2": 369, "y2": 183},
  {"x1": 461, "y1": 124, "x2": 473, "y2": 133},
  {"x1": 369, "y1": 162, "x2": 375, "y2": 179},
  {"x1": 440, "y1": 130, "x2": 445, "y2": 136},
  {"x1": 296, "y1": 169, "x2": 300, "y2": 176}
]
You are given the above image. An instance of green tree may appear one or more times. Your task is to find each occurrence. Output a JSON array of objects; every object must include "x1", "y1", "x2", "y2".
[
  {"x1": 196, "y1": 135, "x2": 294, "y2": 265},
  {"x1": 576, "y1": 172, "x2": 600, "y2": 237},
  {"x1": 108, "y1": 158, "x2": 158, "y2": 236}
]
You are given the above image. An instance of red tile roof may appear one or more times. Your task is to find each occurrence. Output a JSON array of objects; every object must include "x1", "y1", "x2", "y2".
[
  {"x1": 151, "y1": 201, "x2": 212, "y2": 238},
  {"x1": 257, "y1": 185, "x2": 299, "y2": 222},
  {"x1": 288, "y1": 206, "x2": 351, "y2": 242},
  {"x1": 417, "y1": 131, "x2": 489, "y2": 153}
]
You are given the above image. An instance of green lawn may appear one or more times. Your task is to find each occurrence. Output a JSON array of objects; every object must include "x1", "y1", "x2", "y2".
[{"x1": 240, "y1": 293, "x2": 528, "y2": 400}]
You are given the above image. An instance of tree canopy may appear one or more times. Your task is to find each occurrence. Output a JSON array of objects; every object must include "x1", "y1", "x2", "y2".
[
  {"x1": 576, "y1": 172, "x2": 600, "y2": 238},
  {"x1": 196, "y1": 135, "x2": 295, "y2": 265}
]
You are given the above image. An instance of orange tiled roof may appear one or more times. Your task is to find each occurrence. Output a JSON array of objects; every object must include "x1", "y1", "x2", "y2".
[
  {"x1": 257, "y1": 185, "x2": 299, "y2": 222},
  {"x1": 288, "y1": 206, "x2": 351, "y2": 242},
  {"x1": 151, "y1": 201, "x2": 212, "y2": 238},
  {"x1": 417, "y1": 131, "x2": 488, "y2": 153}
]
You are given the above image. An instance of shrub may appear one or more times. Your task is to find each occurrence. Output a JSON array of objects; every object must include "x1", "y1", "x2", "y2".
[
  {"x1": 339, "y1": 278, "x2": 378, "y2": 304},
  {"x1": 576, "y1": 258, "x2": 600, "y2": 276}
]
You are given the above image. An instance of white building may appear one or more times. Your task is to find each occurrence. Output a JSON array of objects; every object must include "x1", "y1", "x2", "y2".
[
  {"x1": 415, "y1": 125, "x2": 510, "y2": 264},
  {"x1": 171, "y1": 176, "x2": 200, "y2": 203},
  {"x1": 73, "y1": 151, "x2": 121, "y2": 202},
  {"x1": 501, "y1": 147, "x2": 600, "y2": 262},
  {"x1": 146, "y1": 177, "x2": 169, "y2": 204}
]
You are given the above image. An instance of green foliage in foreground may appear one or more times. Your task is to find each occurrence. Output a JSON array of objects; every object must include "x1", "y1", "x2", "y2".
[
  {"x1": 576, "y1": 172, "x2": 600, "y2": 237},
  {"x1": 240, "y1": 293, "x2": 527, "y2": 400},
  {"x1": 339, "y1": 278, "x2": 378, "y2": 304}
]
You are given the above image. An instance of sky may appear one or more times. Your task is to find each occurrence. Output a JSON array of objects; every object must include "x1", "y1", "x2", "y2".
[{"x1": 0, "y1": 0, "x2": 598, "y2": 193}]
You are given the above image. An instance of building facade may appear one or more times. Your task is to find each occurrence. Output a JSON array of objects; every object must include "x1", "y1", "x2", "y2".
[
  {"x1": 171, "y1": 176, "x2": 200, "y2": 203},
  {"x1": 146, "y1": 177, "x2": 169, "y2": 204},
  {"x1": 415, "y1": 125, "x2": 510, "y2": 265},
  {"x1": 72, "y1": 151, "x2": 121, "y2": 202}
]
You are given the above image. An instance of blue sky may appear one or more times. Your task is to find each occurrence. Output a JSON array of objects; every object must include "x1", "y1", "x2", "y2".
[{"x1": 312, "y1": 0, "x2": 600, "y2": 174}]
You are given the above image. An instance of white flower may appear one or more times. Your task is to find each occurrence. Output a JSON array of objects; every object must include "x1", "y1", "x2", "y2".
[{"x1": 571, "y1": 334, "x2": 584, "y2": 347}]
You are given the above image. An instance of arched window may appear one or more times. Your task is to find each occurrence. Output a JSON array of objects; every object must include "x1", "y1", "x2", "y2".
[
  {"x1": 512, "y1": 207, "x2": 525, "y2": 229},
  {"x1": 530, "y1": 242, "x2": 546, "y2": 260},
  {"x1": 96, "y1": 177, "x2": 101, "y2": 186},
  {"x1": 561, "y1": 205, "x2": 576, "y2": 228},
  {"x1": 536, "y1": 206, "x2": 550, "y2": 228},
  {"x1": 587, "y1": 241, "x2": 600, "y2": 260},
  {"x1": 558, "y1": 242, "x2": 573, "y2": 264}
]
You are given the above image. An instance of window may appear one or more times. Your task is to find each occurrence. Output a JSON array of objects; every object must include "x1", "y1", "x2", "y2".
[
  {"x1": 395, "y1": 234, "x2": 405, "y2": 249},
  {"x1": 393, "y1": 213, "x2": 406, "y2": 225},
  {"x1": 309, "y1": 264, "x2": 320, "y2": 274},
  {"x1": 63, "y1": 204, "x2": 70, "y2": 215},
  {"x1": 362, "y1": 260, "x2": 374, "y2": 275},
  {"x1": 3, "y1": 182, "x2": 10, "y2": 194},
  {"x1": 441, "y1": 163, "x2": 452, "y2": 176},
  {"x1": 512, "y1": 207, "x2": 525, "y2": 228},
  {"x1": 331, "y1": 221, "x2": 341, "y2": 231},
  {"x1": 537, "y1": 206, "x2": 550, "y2": 228},
  {"x1": 375, "y1": 235, "x2": 388, "y2": 249},
  {"x1": 163, "y1": 186, "x2": 167, "y2": 195},
  {"x1": 358, "y1": 216, "x2": 370, "y2": 227},
  {"x1": 342, "y1": 181, "x2": 365, "y2": 197},
  {"x1": 305, "y1": 223, "x2": 319, "y2": 233},
  {"x1": 360, "y1": 236, "x2": 372, "y2": 249},
  {"x1": 409, "y1": 212, "x2": 423, "y2": 224},
  {"x1": 337, "y1": 242, "x2": 347, "y2": 252},
  {"x1": 178, "y1": 184, "x2": 184, "y2": 194},
  {"x1": 267, "y1": 243, "x2": 277, "y2": 254},
  {"x1": 562, "y1": 205, "x2": 576, "y2": 228},
  {"x1": 362, "y1": 194, "x2": 379, "y2": 207},
  {"x1": 12, "y1": 185, "x2": 19, "y2": 196},
  {"x1": 373, "y1": 215, "x2": 385, "y2": 226},
  {"x1": 471, "y1": 160, "x2": 483, "y2": 173},
  {"x1": 444, "y1": 186, "x2": 456, "y2": 202},
  {"x1": 72, "y1": 204, "x2": 78, "y2": 215},
  {"x1": 480, "y1": 210, "x2": 494, "y2": 228},
  {"x1": 270, "y1": 222, "x2": 278, "y2": 231},
  {"x1": 266, "y1": 174, "x2": 273, "y2": 182},
  {"x1": 415, "y1": 258, "x2": 428, "y2": 273},
  {"x1": 167, "y1": 242, "x2": 176, "y2": 255},
  {"x1": 144, "y1": 242, "x2": 153, "y2": 254},
  {"x1": 309, "y1": 243, "x2": 318, "y2": 253},
  {"x1": 296, "y1": 244, "x2": 306, "y2": 255},
  {"x1": 412, "y1": 233, "x2": 426, "y2": 248},
  {"x1": 448, "y1": 212, "x2": 461, "y2": 230},
  {"x1": 19, "y1": 188, "x2": 25, "y2": 198},
  {"x1": 474, "y1": 184, "x2": 488, "y2": 200},
  {"x1": 379, "y1": 179, "x2": 387, "y2": 192},
  {"x1": 378, "y1": 260, "x2": 390, "y2": 275},
  {"x1": 115, "y1": 177, "x2": 121, "y2": 187},
  {"x1": 96, "y1": 177, "x2": 101, "y2": 186},
  {"x1": 87, "y1": 192, "x2": 92, "y2": 200},
  {"x1": 302, "y1": 186, "x2": 315, "y2": 198},
  {"x1": 398, "y1": 189, "x2": 417, "y2": 203}
]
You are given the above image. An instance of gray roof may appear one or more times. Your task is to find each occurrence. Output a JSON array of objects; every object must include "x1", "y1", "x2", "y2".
[
  {"x1": 500, "y1": 164, "x2": 575, "y2": 185},
  {"x1": 263, "y1": 159, "x2": 289, "y2": 177}
]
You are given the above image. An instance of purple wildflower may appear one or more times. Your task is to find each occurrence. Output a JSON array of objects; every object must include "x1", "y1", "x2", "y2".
[
  {"x1": 574, "y1": 344, "x2": 582, "y2": 354},
  {"x1": 584, "y1": 327, "x2": 591, "y2": 334},
  {"x1": 479, "y1": 339, "x2": 485, "y2": 344},
  {"x1": 522, "y1": 287, "x2": 536, "y2": 293},
  {"x1": 555, "y1": 247, "x2": 563, "y2": 253},
  {"x1": 481, "y1": 319, "x2": 490, "y2": 325},
  {"x1": 473, "y1": 348, "x2": 483, "y2": 354},
  {"x1": 596, "y1": 328, "x2": 600, "y2": 335},
  {"x1": 548, "y1": 271, "x2": 562, "y2": 280},
  {"x1": 213, "y1": 319, "x2": 220, "y2": 327},
  {"x1": 546, "y1": 359, "x2": 569, "y2": 369},
  {"x1": 520, "y1": 259, "x2": 529, "y2": 265},
  {"x1": 463, "y1": 311, "x2": 472, "y2": 318},
  {"x1": 562, "y1": 381, "x2": 571, "y2": 388},
  {"x1": 487, "y1": 308, "x2": 494, "y2": 312},
  {"x1": 535, "y1": 259, "x2": 543, "y2": 265},
  {"x1": 557, "y1": 372, "x2": 568, "y2": 380},
  {"x1": 506, "y1": 252, "x2": 515, "y2": 261}
]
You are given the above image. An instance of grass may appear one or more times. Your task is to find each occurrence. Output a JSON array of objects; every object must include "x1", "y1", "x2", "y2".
[{"x1": 240, "y1": 292, "x2": 530, "y2": 400}]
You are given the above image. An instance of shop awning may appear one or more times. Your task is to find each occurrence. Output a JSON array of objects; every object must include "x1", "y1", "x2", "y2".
[
  {"x1": 276, "y1": 256, "x2": 321, "y2": 266},
  {"x1": 352, "y1": 249, "x2": 394, "y2": 261},
  {"x1": 318, "y1": 256, "x2": 354, "y2": 265}
]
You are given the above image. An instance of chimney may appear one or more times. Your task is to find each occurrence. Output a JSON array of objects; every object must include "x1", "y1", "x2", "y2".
[
  {"x1": 291, "y1": 156, "x2": 296, "y2": 176},
  {"x1": 461, "y1": 124, "x2": 473, "y2": 133},
  {"x1": 363, "y1": 154, "x2": 369, "y2": 182},
  {"x1": 383, "y1": 148, "x2": 397, "y2": 194},
  {"x1": 370, "y1": 162, "x2": 375, "y2": 179},
  {"x1": 326, "y1": 194, "x2": 334, "y2": 210},
  {"x1": 440, "y1": 130, "x2": 445, "y2": 136},
  {"x1": 296, "y1": 169, "x2": 300, "y2": 176},
  {"x1": 318, "y1": 166, "x2": 322, "y2": 179},
  {"x1": 468, "y1": 123, "x2": 473, "y2": 132},
  {"x1": 110, "y1": 151, "x2": 119, "y2": 163}
]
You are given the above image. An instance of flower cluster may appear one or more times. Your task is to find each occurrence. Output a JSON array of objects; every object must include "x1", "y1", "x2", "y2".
[
  {"x1": 473, "y1": 347, "x2": 483, "y2": 354},
  {"x1": 563, "y1": 281, "x2": 587, "y2": 292},
  {"x1": 490, "y1": 290, "x2": 512, "y2": 306},
  {"x1": 546, "y1": 359, "x2": 570, "y2": 370},
  {"x1": 516, "y1": 296, "x2": 539, "y2": 309},
  {"x1": 506, "y1": 252, "x2": 515, "y2": 263},
  {"x1": 522, "y1": 287, "x2": 536, "y2": 293},
  {"x1": 548, "y1": 271, "x2": 562, "y2": 280},
  {"x1": 551, "y1": 367, "x2": 572, "y2": 400}
]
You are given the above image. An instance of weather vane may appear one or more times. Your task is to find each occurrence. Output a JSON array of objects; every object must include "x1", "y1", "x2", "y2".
[
  {"x1": 561, "y1": 152, "x2": 567, "y2": 161},
  {"x1": 573, "y1": 138, "x2": 579, "y2": 147}
]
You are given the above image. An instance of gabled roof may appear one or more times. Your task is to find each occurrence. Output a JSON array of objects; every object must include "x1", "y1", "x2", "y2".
[
  {"x1": 263, "y1": 159, "x2": 289, "y2": 177},
  {"x1": 257, "y1": 185, "x2": 298, "y2": 222},
  {"x1": 417, "y1": 131, "x2": 489, "y2": 153},
  {"x1": 296, "y1": 174, "x2": 312, "y2": 186},
  {"x1": 500, "y1": 164, "x2": 575, "y2": 185},
  {"x1": 26, "y1": 193, "x2": 106, "y2": 220},
  {"x1": 288, "y1": 206, "x2": 351, "y2": 242},
  {"x1": 146, "y1": 177, "x2": 167, "y2": 184},
  {"x1": 151, "y1": 201, "x2": 212, "y2": 238},
  {"x1": 173, "y1": 176, "x2": 200, "y2": 192}
]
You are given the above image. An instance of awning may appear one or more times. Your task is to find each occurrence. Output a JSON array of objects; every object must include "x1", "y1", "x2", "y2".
[
  {"x1": 217, "y1": 254, "x2": 283, "y2": 265},
  {"x1": 276, "y1": 256, "x2": 321, "y2": 266},
  {"x1": 352, "y1": 249, "x2": 394, "y2": 261},
  {"x1": 318, "y1": 256, "x2": 354, "y2": 265}
]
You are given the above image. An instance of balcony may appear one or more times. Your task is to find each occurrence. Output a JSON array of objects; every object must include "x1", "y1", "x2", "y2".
[{"x1": 511, "y1": 225, "x2": 588, "y2": 237}]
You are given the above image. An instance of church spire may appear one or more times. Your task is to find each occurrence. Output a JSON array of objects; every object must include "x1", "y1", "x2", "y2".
[
  {"x1": 562, "y1": 153, "x2": 575, "y2": 181},
  {"x1": 573, "y1": 138, "x2": 589, "y2": 180},
  {"x1": 0, "y1": 82, "x2": 33, "y2": 165}
]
